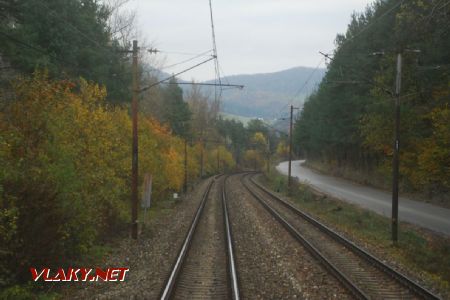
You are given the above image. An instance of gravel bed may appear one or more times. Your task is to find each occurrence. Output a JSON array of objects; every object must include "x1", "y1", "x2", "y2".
[
  {"x1": 256, "y1": 174, "x2": 448, "y2": 299},
  {"x1": 63, "y1": 178, "x2": 212, "y2": 299},
  {"x1": 172, "y1": 178, "x2": 229, "y2": 299},
  {"x1": 246, "y1": 177, "x2": 416, "y2": 299},
  {"x1": 226, "y1": 175, "x2": 350, "y2": 299}
]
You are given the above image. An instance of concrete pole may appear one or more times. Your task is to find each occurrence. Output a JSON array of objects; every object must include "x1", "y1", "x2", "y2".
[
  {"x1": 392, "y1": 52, "x2": 402, "y2": 243},
  {"x1": 288, "y1": 105, "x2": 294, "y2": 188}
]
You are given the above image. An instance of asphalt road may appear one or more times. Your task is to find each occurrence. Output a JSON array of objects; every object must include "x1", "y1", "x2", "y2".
[{"x1": 276, "y1": 160, "x2": 450, "y2": 236}]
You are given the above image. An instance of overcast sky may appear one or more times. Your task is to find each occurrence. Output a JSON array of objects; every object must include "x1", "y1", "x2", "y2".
[{"x1": 126, "y1": 0, "x2": 373, "y2": 81}]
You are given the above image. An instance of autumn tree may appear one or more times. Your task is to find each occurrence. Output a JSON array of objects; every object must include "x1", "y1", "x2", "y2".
[
  {"x1": 294, "y1": 0, "x2": 450, "y2": 199},
  {"x1": 0, "y1": 73, "x2": 199, "y2": 288}
]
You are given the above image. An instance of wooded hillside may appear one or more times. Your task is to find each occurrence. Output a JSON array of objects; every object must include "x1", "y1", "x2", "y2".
[{"x1": 294, "y1": 0, "x2": 449, "y2": 201}]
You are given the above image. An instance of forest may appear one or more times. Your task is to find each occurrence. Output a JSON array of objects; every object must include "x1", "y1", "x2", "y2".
[
  {"x1": 294, "y1": 0, "x2": 449, "y2": 202},
  {"x1": 0, "y1": 0, "x2": 276, "y2": 292}
]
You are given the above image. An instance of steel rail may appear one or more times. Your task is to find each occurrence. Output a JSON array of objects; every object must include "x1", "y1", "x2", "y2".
[
  {"x1": 248, "y1": 174, "x2": 440, "y2": 300},
  {"x1": 222, "y1": 175, "x2": 241, "y2": 300},
  {"x1": 159, "y1": 177, "x2": 216, "y2": 300},
  {"x1": 241, "y1": 174, "x2": 369, "y2": 300}
]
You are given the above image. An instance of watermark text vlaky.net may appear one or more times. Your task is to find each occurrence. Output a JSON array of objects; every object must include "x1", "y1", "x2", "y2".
[{"x1": 30, "y1": 268, "x2": 129, "y2": 282}]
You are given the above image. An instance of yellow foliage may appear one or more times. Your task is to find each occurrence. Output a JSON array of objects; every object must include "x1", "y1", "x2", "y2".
[
  {"x1": 414, "y1": 104, "x2": 450, "y2": 189},
  {"x1": 243, "y1": 149, "x2": 265, "y2": 170},
  {"x1": 0, "y1": 71, "x2": 245, "y2": 291},
  {"x1": 1, "y1": 72, "x2": 238, "y2": 280},
  {"x1": 276, "y1": 140, "x2": 289, "y2": 158},
  {"x1": 217, "y1": 145, "x2": 235, "y2": 172},
  {"x1": 252, "y1": 132, "x2": 267, "y2": 146}
]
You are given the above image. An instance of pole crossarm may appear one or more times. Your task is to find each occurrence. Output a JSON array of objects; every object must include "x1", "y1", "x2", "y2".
[{"x1": 319, "y1": 51, "x2": 334, "y2": 61}]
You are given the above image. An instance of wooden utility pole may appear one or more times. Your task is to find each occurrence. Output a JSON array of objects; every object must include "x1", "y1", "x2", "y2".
[
  {"x1": 200, "y1": 129, "x2": 204, "y2": 178},
  {"x1": 288, "y1": 105, "x2": 300, "y2": 189},
  {"x1": 288, "y1": 105, "x2": 295, "y2": 187},
  {"x1": 131, "y1": 40, "x2": 139, "y2": 239},
  {"x1": 125, "y1": 44, "x2": 241, "y2": 239},
  {"x1": 184, "y1": 138, "x2": 188, "y2": 193},
  {"x1": 267, "y1": 136, "x2": 270, "y2": 174},
  {"x1": 392, "y1": 52, "x2": 402, "y2": 243}
]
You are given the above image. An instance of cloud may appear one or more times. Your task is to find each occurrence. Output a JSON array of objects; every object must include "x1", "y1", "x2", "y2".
[{"x1": 128, "y1": 0, "x2": 372, "y2": 80}]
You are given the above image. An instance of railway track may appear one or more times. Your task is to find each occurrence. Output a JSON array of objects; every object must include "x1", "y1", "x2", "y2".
[
  {"x1": 160, "y1": 175, "x2": 240, "y2": 300},
  {"x1": 241, "y1": 173, "x2": 440, "y2": 300}
]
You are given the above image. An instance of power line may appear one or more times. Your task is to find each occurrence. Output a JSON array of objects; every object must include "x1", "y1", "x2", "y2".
[
  {"x1": 265, "y1": 122, "x2": 289, "y2": 137},
  {"x1": 294, "y1": 0, "x2": 405, "y2": 109},
  {"x1": 36, "y1": 1, "x2": 118, "y2": 54},
  {"x1": 422, "y1": 0, "x2": 449, "y2": 26},
  {"x1": 32, "y1": 0, "x2": 147, "y2": 90},
  {"x1": 0, "y1": 30, "x2": 134, "y2": 94},
  {"x1": 151, "y1": 49, "x2": 212, "y2": 56},
  {"x1": 0, "y1": 30, "x2": 95, "y2": 77},
  {"x1": 162, "y1": 82, "x2": 243, "y2": 89},
  {"x1": 273, "y1": 58, "x2": 325, "y2": 120},
  {"x1": 0, "y1": 31, "x2": 50, "y2": 57},
  {"x1": 312, "y1": 1, "x2": 407, "y2": 105},
  {"x1": 218, "y1": 61, "x2": 231, "y2": 86},
  {"x1": 276, "y1": 6, "x2": 392, "y2": 121},
  {"x1": 0, "y1": 2, "x2": 133, "y2": 85},
  {"x1": 318, "y1": 0, "x2": 404, "y2": 73},
  {"x1": 139, "y1": 56, "x2": 215, "y2": 93},
  {"x1": 158, "y1": 50, "x2": 213, "y2": 70},
  {"x1": 330, "y1": 0, "x2": 404, "y2": 53}
]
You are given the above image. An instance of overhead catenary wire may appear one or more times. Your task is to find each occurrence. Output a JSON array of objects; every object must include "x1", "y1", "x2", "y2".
[
  {"x1": 0, "y1": 31, "x2": 52, "y2": 58},
  {"x1": 17, "y1": 0, "x2": 190, "y2": 88},
  {"x1": 218, "y1": 61, "x2": 231, "y2": 86},
  {"x1": 2, "y1": 1, "x2": 236, "y2": 99},
  {"x1": 316, "y1": 0, "x2": 406, "y2": 84},
  {"x1": 286, "y1": 0, "x2": 407, "y2": 121},
  {"x1": 274, "y1": 2, "x2": 400, "y2": 121},
  {"x1": 0, "y1": 29, "x2": 135, "y2": 89},
  {"x1": 162, "y1": 82, "x2": 243, "y2": 89},
  {"x1": 149, "y1": 49, "x2": 213, "y2": 56},
  {"x1": 322, "y1": 0, "x2": 444, "y2": 69},
  {"x1": 316, "y1": 0, "x2": 406, "y2": 82},
  {"x1": 158, "y1": 50, "x2": 214, "y2": 70},
  {"x1": 0, "y1": 1, "x2": 136, "y2": 87},
  {"x1": 139, "y1": 56, "x2": 215, "y2": 93}
]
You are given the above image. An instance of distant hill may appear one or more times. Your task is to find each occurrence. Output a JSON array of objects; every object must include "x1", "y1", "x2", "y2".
[
  {"x1": 205, "y1": 66, "x2": 326, "y2": 119},
  {"x1": 148, "y1": 65, "x2": 326, "y2": 120}
]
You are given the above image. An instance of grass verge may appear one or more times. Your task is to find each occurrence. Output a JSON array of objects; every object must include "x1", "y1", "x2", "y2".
[{"x1": 260, "y1": 169, "x2": 450, "y2": 298}]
